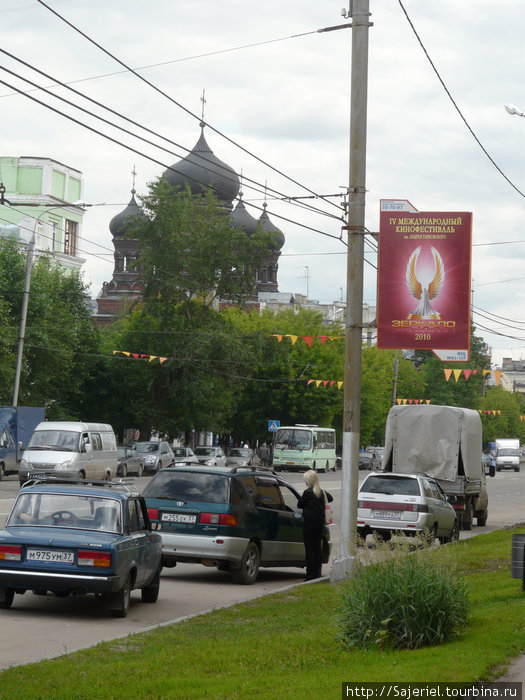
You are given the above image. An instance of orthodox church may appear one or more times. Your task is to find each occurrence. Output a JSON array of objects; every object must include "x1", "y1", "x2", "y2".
[{"x1": 93, "y1": 123, "x2": 285, "y2": 326}]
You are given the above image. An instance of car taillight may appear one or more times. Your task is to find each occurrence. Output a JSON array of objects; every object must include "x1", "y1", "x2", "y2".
[
  {"x1": 199, "y1": 513, "x2": 238, "y2": 526},
  {"x1": 0, "y1": 545, "x2": 21, "y2": 561},
  {"x1": 78, "y1": 550, "x2": 111, "y2": 567},
  {"x1": 147, "y1": 508, "x2": 158, "y2": 521}
]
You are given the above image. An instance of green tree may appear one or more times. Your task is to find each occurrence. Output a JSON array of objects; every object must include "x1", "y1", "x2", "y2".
[{"x1": 0, "y1": 237, "x2": 102, "y2": 417}]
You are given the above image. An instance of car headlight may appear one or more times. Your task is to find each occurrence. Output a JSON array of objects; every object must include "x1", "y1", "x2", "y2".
[
  {"x1": 204, "y1": 459, "x2": 213, "y2": 465},
  {"x1": 56, "y1": 460, "x2": 73, "y2": 470},
  {"x1": 20, "y1": 458, "x2": 29, "y2": 469}
]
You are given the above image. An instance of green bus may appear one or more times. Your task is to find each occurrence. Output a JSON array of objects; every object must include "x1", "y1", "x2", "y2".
[{"x1": 272, "y1": 424, "x2": 336, "y2": 473}]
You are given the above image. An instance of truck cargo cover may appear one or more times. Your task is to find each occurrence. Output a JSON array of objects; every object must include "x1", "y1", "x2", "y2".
[{"x1": 383, "y1": 404, "x2": 482, "y2": 482}]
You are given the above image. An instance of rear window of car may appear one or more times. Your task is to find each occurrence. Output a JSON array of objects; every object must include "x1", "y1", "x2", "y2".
[
  {"x1": 142, "y1": 471, "x2": 230, "y2": 504},
  {"x1": 360, "y1": 475, "x2": 421, "y2": 496}
]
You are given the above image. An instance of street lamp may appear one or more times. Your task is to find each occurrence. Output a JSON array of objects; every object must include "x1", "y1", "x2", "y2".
[
  {"x1": 505, "y1": 103, "x2": 525, "y2": 117},
  {"x1": 11, "y1": 201, "x2": 86, "y2": 407}
]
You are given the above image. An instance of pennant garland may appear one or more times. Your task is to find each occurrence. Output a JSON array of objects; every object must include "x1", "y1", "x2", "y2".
[
  {"x1": 443, "y1": 369, "x2": 502, "y2": 385},
  {"x1": 396, "y1": 399, "x2": 431, "y2": 405},
  {"x1": 307, "y1": 379, "x2": 344, "y2": 389},
  {"x1": 112, "y1": 350, "x2": 169, "y2": 364},
  {"x1": 272, "y1": 334, "x2": 343, "y2": 346},
  {"x1": 477, "y1": 410, "x2": 501, "y2": 416}
]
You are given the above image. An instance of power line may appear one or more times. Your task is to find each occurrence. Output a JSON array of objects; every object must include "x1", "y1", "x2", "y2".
[
  {"x1": 398, "y1": 0, "x2": 525, "y2": 200},
  {"x1": 35, "y1": 0, "x2": 344, "y2": 214}
]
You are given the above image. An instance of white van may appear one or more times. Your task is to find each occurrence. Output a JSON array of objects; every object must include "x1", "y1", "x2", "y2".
[{"x1": 19, "y1": 421, "x2": 118, "y2": 486}]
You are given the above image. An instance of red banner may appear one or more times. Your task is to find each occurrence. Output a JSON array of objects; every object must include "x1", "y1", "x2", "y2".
[{"x1": 377, "y1": 200, "x2": 472, "y2": 351}]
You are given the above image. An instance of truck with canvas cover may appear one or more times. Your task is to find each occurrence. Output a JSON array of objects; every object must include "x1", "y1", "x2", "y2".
[
  {"x1": 0, "y1": 407, "x2": 45, "y2": 479},
  {"x1": 494, "y1": 438, "x2": 520, "y2": 472},
  {"x1": 382, "y1": 404, "x2": 490, "y2": 530}
]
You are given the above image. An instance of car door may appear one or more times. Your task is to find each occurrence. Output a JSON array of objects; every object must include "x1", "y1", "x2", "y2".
[
  {"x1": 127, "y1": 497, "x2": 155, "y2": 587},
  {"x1": 254, "y1": 478, "x2": 304, "y2": 563}
]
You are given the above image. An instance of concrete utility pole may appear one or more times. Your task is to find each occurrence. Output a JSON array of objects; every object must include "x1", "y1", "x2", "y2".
[{"x1": 331, "y1": 0, "x2": 371, "y2": 582}]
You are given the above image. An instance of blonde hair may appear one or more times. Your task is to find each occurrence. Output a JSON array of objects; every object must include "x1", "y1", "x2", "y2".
[{"x1": 304, "y1": 469, "x2": 322, "y2": 497}]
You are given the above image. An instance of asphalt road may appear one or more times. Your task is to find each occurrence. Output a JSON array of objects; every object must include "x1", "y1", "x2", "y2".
[{"x1": 0, "y1": 468, "x2": 523, "y2": 670}]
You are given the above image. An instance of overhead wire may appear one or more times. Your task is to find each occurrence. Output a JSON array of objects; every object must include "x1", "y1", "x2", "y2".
[{"x1": 35, "y1": 0, "x2": 345, "y2": 215}]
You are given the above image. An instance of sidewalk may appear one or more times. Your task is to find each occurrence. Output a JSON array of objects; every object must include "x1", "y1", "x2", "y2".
[{"x1": 496, "y1": 653, "x2": 525, "y2": 682}]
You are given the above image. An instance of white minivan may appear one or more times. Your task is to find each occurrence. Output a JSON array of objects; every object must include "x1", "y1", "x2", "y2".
[{"x1": 19, "y1": 421, "x2": 118, "y2": 486}]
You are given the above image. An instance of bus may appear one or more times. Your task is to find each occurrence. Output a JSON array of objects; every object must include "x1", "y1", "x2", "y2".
[{"x1": 272, "y1": 424, "x2": 336, "y2": 472}]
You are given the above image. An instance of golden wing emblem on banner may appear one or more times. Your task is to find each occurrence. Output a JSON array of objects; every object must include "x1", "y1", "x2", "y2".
[{"x1": 405, "y1": 246, "x2": 445, "y2": 320}]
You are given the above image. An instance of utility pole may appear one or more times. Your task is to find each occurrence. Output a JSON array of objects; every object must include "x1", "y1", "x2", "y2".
[{"x1": 331, "y1": 0, "x2": 371, "y2": 581}]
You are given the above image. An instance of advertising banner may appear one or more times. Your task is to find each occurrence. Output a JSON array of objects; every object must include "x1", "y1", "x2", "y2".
[{"x1": 377, "y1": 200, "x2": 472, "y2": 352}]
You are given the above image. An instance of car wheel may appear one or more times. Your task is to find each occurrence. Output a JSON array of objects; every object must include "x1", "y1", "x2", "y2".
[
  {"x1": 0, "y1": 463, "x2": 4, "y2": 481},
  {"x1": 232, "y1": 542, "x2": 260, "y2": 585},
  {"x1": 106, "y1": 575, "x2": 131, "y2": 618},
  {"x1": 78, "y1": 471, "x2": 86, "y2": 480},
  {"x1": 0, "y1": 587, "x2": 14, "y2": 609},
  {"x1": 141, "y1": 567, "x2": 160, "y2": 603},
  {"x1": 157, "y1": 461, "x2": 162, "y2": 472},
  {"x1": 440, "y1": 519, "x2": 460, "y2": 544},
  {"x1": 136, "y1": 463, "x2": 143, "y2": 477},
  {"x1": 461, "y1": 499, "x2": 473, "y2": 530},
  {"x1": 120, "y1": 463, "x2": 127, "y2": 478},
  {"x1": 477, "y1": 510, "x2": 488, "y2": 527}
]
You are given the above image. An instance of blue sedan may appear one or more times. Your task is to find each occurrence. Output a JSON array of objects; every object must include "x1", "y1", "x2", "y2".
[{"x1": 0, "y1": 479, "x2": 162, "y2": 617}]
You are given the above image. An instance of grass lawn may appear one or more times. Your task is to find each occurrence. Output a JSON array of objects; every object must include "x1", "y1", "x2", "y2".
[{"x1": 1, "y1": 528, "x2": 525, "y2": 699}]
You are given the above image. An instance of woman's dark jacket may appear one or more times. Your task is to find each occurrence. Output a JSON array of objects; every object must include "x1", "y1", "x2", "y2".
[{"x1": 297, "y1": 488, "x2": 333, "y2": 524}]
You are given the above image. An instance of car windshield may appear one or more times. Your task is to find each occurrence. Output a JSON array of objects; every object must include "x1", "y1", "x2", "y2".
[
  {"x1": 143, "y1": 471, "x2": 230, "y2": 504},
  {"x1": 8, "y1": 493, "x2": 122, "y2": 533},
  {"x1": 498, "y1": 448, "x2": 517, "y2": 456},
  {"x1": 27, "y1": 430, "x2": 79, "y2": 452},
  {"x1": 229, "y1": 449, "x2": 251, "y2": 458},
  {"x1": 134, "y1": 442, "x2": 159, "y2": 454},
  {"x1": 173, "y1": 448, "x2": 189, "y2": 458},
  {"x1": 275, "y1": 429, "x2": 312, "y2": 450},
  {"x1": 194, "y1": 447, "x2": 214, "y2": 456},
  {"x1": 361, "y1": 475, "x2": 421, "y2": 496}
]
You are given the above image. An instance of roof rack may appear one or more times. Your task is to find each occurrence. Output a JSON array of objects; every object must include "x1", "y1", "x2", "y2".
[
  {"x1": 21, "y1": 476, "x2": 139, "y2": 494},
  {"x1": 228, "y1": 465, "x2": 277, "y2": 475}
]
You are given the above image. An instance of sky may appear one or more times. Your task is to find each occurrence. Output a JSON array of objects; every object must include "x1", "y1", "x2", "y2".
[{"x1": 1, "y1": 0, "x2": 525, "y2": 367}]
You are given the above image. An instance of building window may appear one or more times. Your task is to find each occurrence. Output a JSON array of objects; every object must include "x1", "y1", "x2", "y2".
[{"x1": 64, "y1": 219, "x2": 77, "y2": 256}]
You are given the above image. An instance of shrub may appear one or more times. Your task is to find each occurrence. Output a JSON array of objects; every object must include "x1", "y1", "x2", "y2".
[{"x1": 337, "y1": 543, "x2": 469, "y2": 649}]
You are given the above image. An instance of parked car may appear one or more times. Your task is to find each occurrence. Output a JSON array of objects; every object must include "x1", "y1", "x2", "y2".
[
  {"x1": 0, "y1": 478, "x2": 162, "y2": 617},
  {"x1": 358, "y1": 450, "x2": 381, "y2": 470},
  {"x1": 193, "y1": 446, "x2": 227, "y2": 468},
  {"x1": 117, "y1": 446, "x2": 144, "y2": 477},
  {"x1": 142, "y1": 465, "x2": 331, "y2": 584},
  {"x1": 133, "y1": 441, "x2": 174, "y2": 474},
  {"x1": 226, "y1": 448, "x2": 255, "y2": 468},
  {"x1": 357, "y1": 471, "x2": 459, "y2": 544},
  {"x1": 172, "y1": 447, "x2": 199, "y2": 467}
]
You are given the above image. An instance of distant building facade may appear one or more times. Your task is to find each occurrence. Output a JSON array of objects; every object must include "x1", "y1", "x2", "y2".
[{"x1": 0, "y1": 156, "x2": 85, "y2": 273}]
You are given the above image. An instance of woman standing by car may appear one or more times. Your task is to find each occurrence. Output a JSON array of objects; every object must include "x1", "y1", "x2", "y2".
[{"x1": 297, "y1": 470, "x2": 333, "y2": 581}]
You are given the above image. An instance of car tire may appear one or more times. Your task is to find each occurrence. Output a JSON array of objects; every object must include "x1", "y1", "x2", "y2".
[
  {"x1": 461, "y1": 500, "x2": 473, "y2": 530},
  {"x1": 440, "y1": 519, "x2": 460, "y2": 544},
  {"x1": 106, "y1": 575, "x2": 131, "y2": 618},
  {"x1": 477, "y1": 509, "x2": 488, "y2": 527},
  {"x1": 232, "y1": 542, "x2": 260, "y2": 585},
  {"x1": 141, "y1": 568, "x2": 160, "y2": 603},
  {"x1": 0, "y1": 463, "x2": 4, "y2": 481},
  {"x1": 136, "y1": 463, "x2": 143, "y2": 477},
  {"x1": 120, "y1": 463, "x2": 128, "y2": 478},
  {"x1": 0, "y1": 587, "x2": 14, "y2": 609}
]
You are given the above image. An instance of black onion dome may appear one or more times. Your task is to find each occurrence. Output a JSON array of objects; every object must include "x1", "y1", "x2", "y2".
[
  {"x1": 231, "y1": 194, "x2": 259, "y2": 236},
  {"x1": 259, "y1": 203, "x2": 285, "y2": 250},
  {"x1": 163, "y1": 124, "x2": 240, "y2": 206},
  {"x1": 109, "y1": 191, "x2": 144, "y2": 238}
]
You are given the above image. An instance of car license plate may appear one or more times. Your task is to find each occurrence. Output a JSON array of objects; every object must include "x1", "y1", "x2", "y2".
[
  {"x1": 161, "y1": 512, "x2": 197, "y2": 524},
  {"x1": 372, "y1": 510, "x2": 400, "y2": 520},
  {"x1": 285, "y1": 461, "x2": 295, "y2": 465},
  {"x1": 26, "y1": 549, "x2": 74, "y2": 563}
]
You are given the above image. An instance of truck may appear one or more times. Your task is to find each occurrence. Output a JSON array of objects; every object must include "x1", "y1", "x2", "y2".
[
  {"x1": 382, "y1": 404, "x2": 491, "y2": 530},
  {"x1": 0, "y1": 407, "x2": 45, "y2": 479},
  {"x1": 494, "y1": 438, "x2": 520, "y2": 472}
]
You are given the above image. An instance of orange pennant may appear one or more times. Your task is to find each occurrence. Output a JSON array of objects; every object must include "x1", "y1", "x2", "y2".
[{"x1": 444, "y1": 369, "x2": 453, "y2": 381}]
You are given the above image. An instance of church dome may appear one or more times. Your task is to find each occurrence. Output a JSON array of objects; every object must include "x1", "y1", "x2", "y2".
[
  {"x1": 109, "y1": 190, "x2": 144, "y2": 238},
  {"x1": 163, "y1": 123, "x2": 240, "y2": 207},
  {"x1": 259, "y1": 203, "x2": 285, "y2": 250},
  {"x1": 230, "y1": 193, "x2": 259, "y2": 236}
]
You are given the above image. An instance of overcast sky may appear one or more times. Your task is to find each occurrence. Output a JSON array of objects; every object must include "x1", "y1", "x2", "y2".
[{"x1": 2, "y1": 0, "x2": 525, "y2": 366}]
